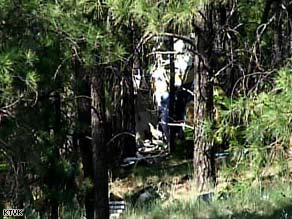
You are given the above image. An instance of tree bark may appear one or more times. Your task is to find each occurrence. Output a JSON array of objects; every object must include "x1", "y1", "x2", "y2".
[
  {"x1": 193, "y1": 68, "x2": 215, "y2": 192},
  {"x1": 193, "y1": 3, "x2": 216, "y2": 192},
  {"x1": 91, "y1": 67, "x2": 109, "y2": 219}
]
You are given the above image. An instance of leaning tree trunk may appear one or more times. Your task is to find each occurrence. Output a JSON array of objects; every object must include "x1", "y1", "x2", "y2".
[{"x1": 91, "y1": 67, "x2": 109, "y2": 219}]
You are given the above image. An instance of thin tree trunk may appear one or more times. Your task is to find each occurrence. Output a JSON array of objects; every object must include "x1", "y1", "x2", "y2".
[
  {"x1": 273, "y1": 1, "x2": 282, "y2": 66},
  {"x1": 49, "y1": 92, "x2": 61, "y2": 219},
  {"x1": 166, "y1": 35, "x2": 176, "y2": 152},
  {"x1": 91, "y1": 67, "x2": 109, "y2": 219}
]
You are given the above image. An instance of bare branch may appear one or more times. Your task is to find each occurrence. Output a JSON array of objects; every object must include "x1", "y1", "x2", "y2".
[
  {"x1": 159, "y1": 121, "x2": 194, "y2": 130},
  {"x1": 106, "y1": 132, "x2": 136, "y2": 146},
  {"x1": 182, "y1": 87, "x2": 194, "y2": 96},
  {"x1": 146, "y1": 51, "x2": 184, "y2": 57},
  {"x1": 0, "y1": 96, "x2": 23, "y2": 110},
  {"x1": 136, "y1": 32, "x2": 197, "y2": 52}
]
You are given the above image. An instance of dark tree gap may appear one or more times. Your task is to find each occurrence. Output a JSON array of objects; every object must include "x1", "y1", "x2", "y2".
[{"x1": 121, "y1": 66, "x2": 137, "y2": 158}]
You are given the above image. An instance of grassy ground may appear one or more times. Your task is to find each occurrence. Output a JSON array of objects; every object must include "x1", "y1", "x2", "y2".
[
  {"x1": 110, "y1": 156, "x2": 292, "y2": 219},
  {"x1": 122, "y1": 182, "x2": 292, "y2": 219}
]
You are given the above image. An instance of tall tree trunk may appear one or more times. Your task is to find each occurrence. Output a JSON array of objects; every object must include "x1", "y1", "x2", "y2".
[
  {"x1": 193, "y1": 3, "x2": 216, "y2": 192},
  {"x1": 73, "y1": 53, "x2": 94, "y2": 219},
  {"x1": 91, "y1": 67, "x2": 109, "y2": 219}
]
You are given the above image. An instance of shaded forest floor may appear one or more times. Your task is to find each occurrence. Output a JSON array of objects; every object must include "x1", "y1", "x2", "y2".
[{"x1": 110, "y1": 155, "x2": 292, "y2": 219}]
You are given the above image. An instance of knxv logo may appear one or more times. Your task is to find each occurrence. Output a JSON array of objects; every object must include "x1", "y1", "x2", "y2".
[{"x1": 3, "y1": 209, "x2": 24, "y2": 217}]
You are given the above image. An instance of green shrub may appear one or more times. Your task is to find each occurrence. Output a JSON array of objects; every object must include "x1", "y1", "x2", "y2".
[{"x1": 215, "y1": 66, "x2": 292, "y2": 178}]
